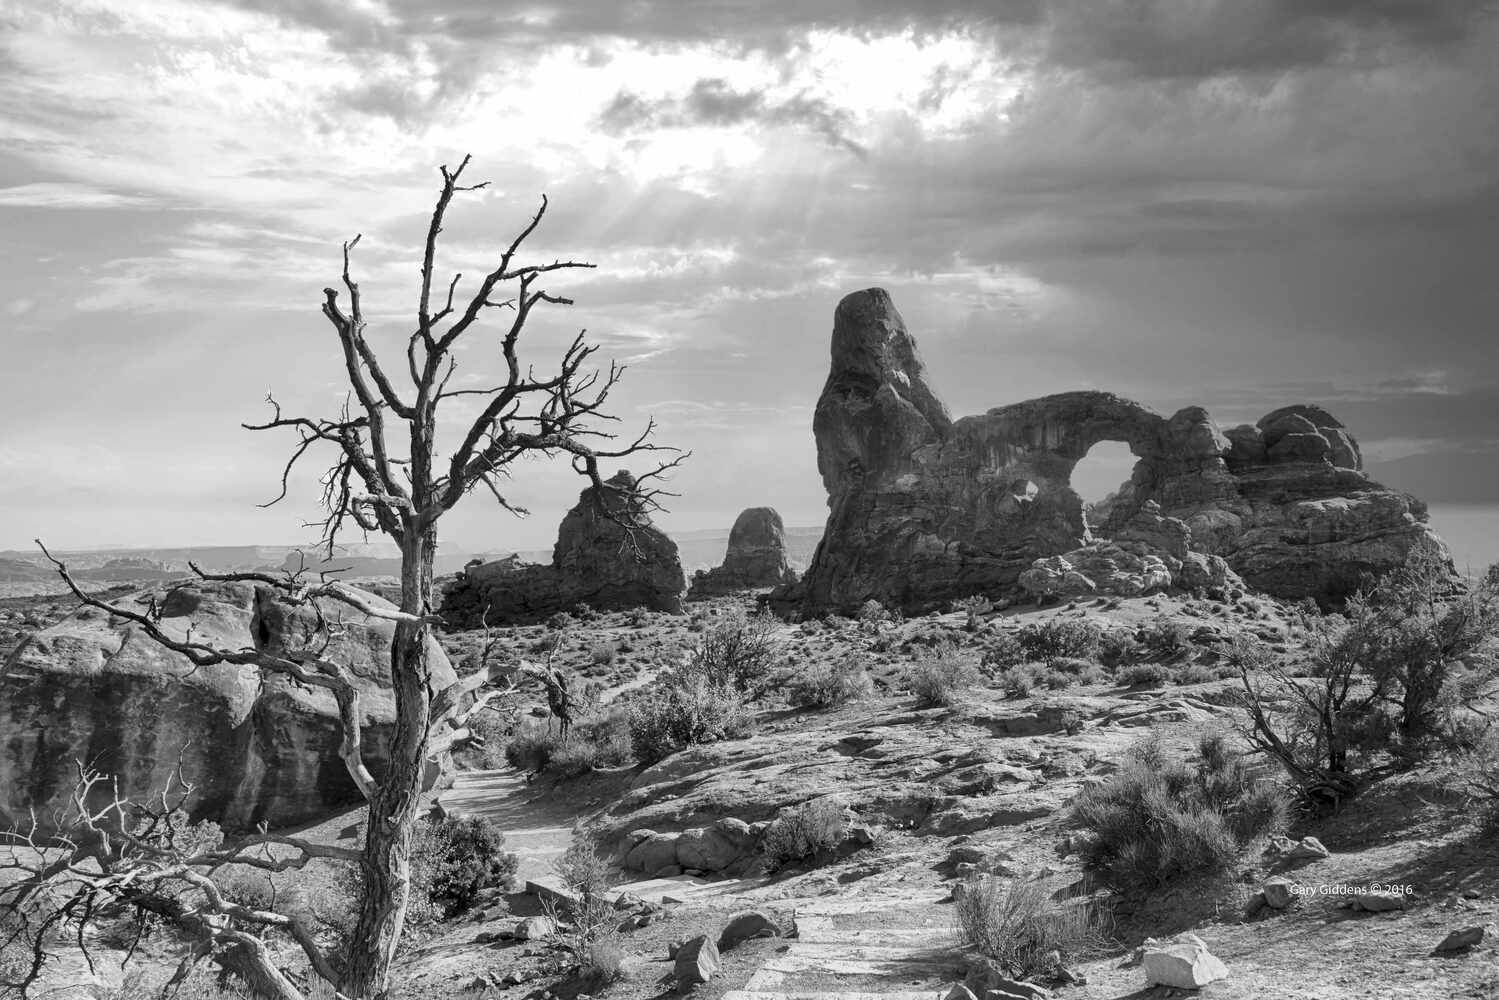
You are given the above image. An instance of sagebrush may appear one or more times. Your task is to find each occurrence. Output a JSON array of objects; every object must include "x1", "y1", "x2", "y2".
[{"x1": 1069, "y1": 733, "x2": 1288, "y2": 888}]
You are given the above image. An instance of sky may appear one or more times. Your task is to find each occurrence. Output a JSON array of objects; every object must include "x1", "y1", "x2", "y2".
[{"x1": 1, "y1": 0, "x2": 1497, "y2": 556}]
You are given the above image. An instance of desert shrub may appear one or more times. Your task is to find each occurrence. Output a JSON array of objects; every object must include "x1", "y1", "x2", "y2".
[
  {"x1": 546, "y1": 611, "x2": 574, "y2": 631},
  {"x1": 907, "y1": 648, "x2": 983, "y2": 707},
  {"x1": 217, "y1": 867, "x2": 278, "y2": 912},
  {"x1": 628, "y1": 674, "x2": 753, "y2": 764},
  {"x1": 787, "y1": 656, "x2": 876, "y2": 709},
  {"x1": 545, "y1": 838, "x2": 617, "y2": 972},
  {"x1": 573, "y1": 602, "x2": 600, "y2": 622},
  {"x1": 1235, "y1": 552, "x2": 1499, "y2": 808},
  {"x1": 980, "y1": 631, "x2": 1027, "y2": 672},
  {"x1": 627, "y1": 606, "x2": 651, "y2": 627},
  {"x1": 1138, "y1": 615, "x2": 1190, "y2": 660},
  {"x1": 505, "y1": 726, "x2": 560, "y2": 772},
  {"x1": 761, "y1": 798, "x2": 850, "y2": 871},
  {"x1": 1017, "y1": 619, "x2": 1101, "y2": 661},
  {"x1": 581, "y1": 938, "x2": 626, "y2": 989},
  {"x1": 1173, "y1": 662, "x2": 1219, "y2": 685},
  {"x1": 1097, "y1": 630, "x2": 1138, "y2": 668},
  {"x1": 1116, "y1": 661, "x2": 1172, "y2": 687},
  {"x1": 548, "y1": 738, "x2": 600, "y2": 778},
  {"x1": 994, "y1": 663, "x2": 1044, "y2": 698},
  {"x1": 954, "y1": 594, "x2": 994, "y2": 631},
  {"x1": 507, "y1": 712, "x2": 632, "y2": 777},
  {"x1": 1069, "y1": 734, "x2": 1289, "y2": 888},
  {"x1": 1048, "y1": 656, "x2": 1105, "y2": 683},
  {"x1": 858, "y1": 598, "x2": 891, "y2": 632},
  {"x1": 410, "y1": 814, "x2": 519, "y2": 922},
  {"x1": 955, "y1": 877, "x2": 1109, "y2": 982},
  {"x1": 590, "y1": 641, "x2": 618, "y2": 667},
  {"x1": 1455, "y1": 730, "x2": 1499, "y2": 829},
  {"x1": 683, "y1": 607, "x2": 781, "y2": 697}
]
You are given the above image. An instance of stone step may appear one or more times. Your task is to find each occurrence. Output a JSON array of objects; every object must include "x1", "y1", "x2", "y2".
[
  {"x1": 792, "y1": 920, "x2": 953, "y2": 947},
  {"x1": 744, "y1": 944, "x2": 961, "y2": 989},
  {"x1": 793, "y1": 897, "x2": 949, "y2": 917},
  {"x1": 723, "y1": 992, "x2": 939, "y2": 1000},
  {"x1": 527, "y1": 872, "x2": 748, "y2": 909}
]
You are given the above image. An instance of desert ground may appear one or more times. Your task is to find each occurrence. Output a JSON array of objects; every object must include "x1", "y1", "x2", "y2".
[{"x1": 6, "y1": 583, "x2": 1495, "y2": 1000}]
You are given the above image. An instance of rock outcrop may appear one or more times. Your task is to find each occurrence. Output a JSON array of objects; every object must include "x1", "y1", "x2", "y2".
[
  {"x1": 0, "y1": 580, "x2": 456, "y2": 833},
  {"x1": 687, "y1": 507, "x2": 798, "y2": 598},
  {"x1": 775, "y1": 288, "x2": 1449, "y2": 614},
  {"x1": 442, "y1": 471, "x2": 685, "y2": 625}
]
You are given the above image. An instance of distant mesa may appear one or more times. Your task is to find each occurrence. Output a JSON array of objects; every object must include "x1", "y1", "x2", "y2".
[
  {"x1": 0, "y1": 580, "x2": 456, "y2": 834},
  {"x1": 772, "y1": 287, "x2": 1451, "y2": 615},
  {"x1": 441, "y1": 470, "x2": 686, "y2": 626},
  {"x1": 687, "y1": 507, "x2": 799, "y2": 599}
]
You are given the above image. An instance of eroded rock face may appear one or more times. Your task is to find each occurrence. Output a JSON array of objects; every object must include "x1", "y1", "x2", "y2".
[
  {"x1": 442, "y1": 470, "x2": 685, "y2": 625},
  {"x1": 776, "y1": 288, "x2": 1449, "y2": 614},
  {"x1": 0, "y1": 581, "x2": 456, "y2": 833},
  {"x1": 687, "y1": 507, "x2": 798, "y2": 598}
]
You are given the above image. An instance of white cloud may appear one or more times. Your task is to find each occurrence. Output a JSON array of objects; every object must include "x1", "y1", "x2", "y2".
[{"x1": 0, "y1": 182, "x2": 157, "y2": 209}]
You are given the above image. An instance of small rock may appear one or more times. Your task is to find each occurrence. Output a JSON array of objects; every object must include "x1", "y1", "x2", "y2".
[
  {"x1": 1142, "y1": 933, "x2": 1230, "y2": 989},
  {"x1": 1266, "y1": 834, "x2": 1331, "y2": 861},
  {"x1": 516, "y1": 915, "x2": 557, "y2": 940},
  {"x1": 718, "y1": 910, "x2": 781, "y2": 950},
  {"x1": 1263, "y1": 876, "x2": 1296, "y2": 909},
  {"x1": 942, "y1": 986, "x2": 978, "y2": 1000},
  {"x1": 674, "y1": 934, "x2": 720, "y2": 985},
  {"x1": 1353, "y1": 890, "x2": 1407, "y2": 913},
  {"x1": 1433, "y1": 924, "x2": 1492, "y2": 953},
  {"x1": 613, "y1": 892, "x2": 646, "y2": 911}
]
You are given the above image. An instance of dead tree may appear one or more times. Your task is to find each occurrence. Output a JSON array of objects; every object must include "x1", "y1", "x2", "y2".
[{"x1": 10, "y1": 156, "x2": 681, "y2": 999}]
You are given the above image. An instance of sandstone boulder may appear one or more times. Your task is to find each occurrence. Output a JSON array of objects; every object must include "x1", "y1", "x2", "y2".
[
  {"x1": 1353, "y1": 889, "x2": 1408, "y2": 912},
  {"x1": 1433, "y1": 924, "x2": 1491, "y2": 953},
  {"x1": 1, "y1": 580, "x2": 456, "y2": 833},
  {"x1": 688, "y1": 507, "x2": 798, "y2": 598},
  {"x1": 674, "y1": 934, "x2": 720, "y2": 985},
  {"x1": 718, "y1": 910, "x2": 780, "y2": 950},
  {"x1": 442, "y1": 470, "x2": 685, "y2": 625},
  {"x1": 774, "y1": 288, "x2": 1448, "y2": 614},
  {"x1": 1141, "y1": 933, "x2": 1229, "y2": 988},
  {"x1": 1262, "y1": 876, "x2": 1296, "y2": 909}
]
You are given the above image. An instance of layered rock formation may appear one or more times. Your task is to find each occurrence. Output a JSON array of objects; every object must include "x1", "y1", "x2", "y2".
[
  {"x1": 442, "y1": 470, "x2": 685, "y2": 625},
  {"x1": 776, "y1": 288, "x2": 1449, "y2": 614},
  {"x1": 1, "y1": 580, "x2": 456, "y2": 833},
  {"x1": 687, "y1": 507, "x2": 798, "y2": 598}
]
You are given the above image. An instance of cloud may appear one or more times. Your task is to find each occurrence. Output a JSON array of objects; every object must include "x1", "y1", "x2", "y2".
[
  {"x1": 1046, "y1": 0, "x2": 1493, "y2": 79},
  {"x1": 0, "y1": 182, "x2": 158, "y2": 209},
  {"x1": 599, "y1": 78, "x2": 868, "y2": 156}
]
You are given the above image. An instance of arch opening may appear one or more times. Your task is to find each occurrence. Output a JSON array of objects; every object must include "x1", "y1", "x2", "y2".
[{"x1": 1071, "y1": 440, "x2": 1136, "y2": 535}]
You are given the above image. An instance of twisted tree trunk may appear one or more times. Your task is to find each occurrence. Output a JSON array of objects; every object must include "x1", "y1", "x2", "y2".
[{"x1": 341, "y1": 527, "x2": 436, "y2": 997}]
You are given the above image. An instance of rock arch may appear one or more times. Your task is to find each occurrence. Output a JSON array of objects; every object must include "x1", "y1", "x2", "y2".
[{"x1": 777, "y1": 288, "x2": 1449, "y2": 614}]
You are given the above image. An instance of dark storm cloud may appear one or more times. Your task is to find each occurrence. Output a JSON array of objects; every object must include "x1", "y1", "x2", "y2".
[
  {"x1": 1047, "y1": 0, "x2": 1493, "y2": 79},
  {"x1": 223, "y1": 0, "x2": 1493, "y2": 76},
  {"x1": 598, "y1": 79, "x2": 867, "y2": 156},
  {"x1": 220, "y1": 0, "x2": 1047, "y2": 53}
]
